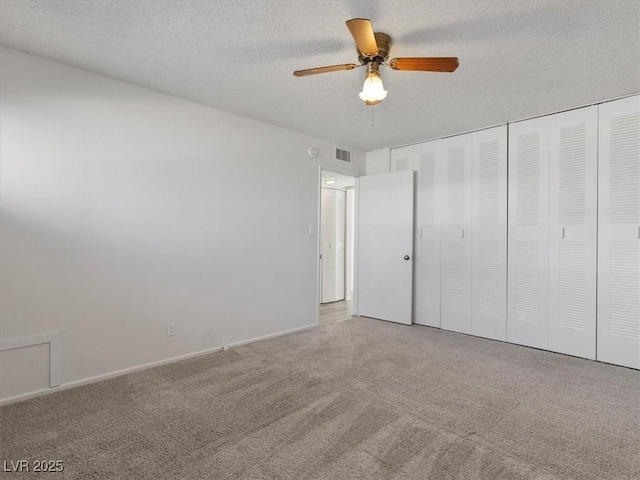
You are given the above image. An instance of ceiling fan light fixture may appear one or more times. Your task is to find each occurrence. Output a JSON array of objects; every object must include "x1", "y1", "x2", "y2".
[
  {"x1": 359, "y1": 63, "x2": 387, "y2": 105},
  {"x1": 293, "y1": 18, "x2": 459, "y2": 106}
]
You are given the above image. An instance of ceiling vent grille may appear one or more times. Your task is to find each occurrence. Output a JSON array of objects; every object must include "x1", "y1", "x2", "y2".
[{"x1": 335, "y1": 147, "x2": 351, "y2": 162}]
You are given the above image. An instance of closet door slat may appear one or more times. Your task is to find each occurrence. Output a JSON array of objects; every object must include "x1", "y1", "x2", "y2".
[
  {"x1": 471, "y1": 126, "x2": 507, "y2": 341},
  {"x1": 597, "y1": 95, "x2": 640, "y2": 369},
  {"x1": 507, "y1": 117, "x2": 550, "y2": 349},
  {"x1": 441, "y1": 135, "x2": 473, "y2": 334},
  {"x1": 414, "y1": 140, "x2": 442, "y2": 327},
  {"x1": 391, "y1": 146, "x2": 413, "y2": 172},
  {"x1": 548, "y1": 106, "x2": 598, "y2": 359}
]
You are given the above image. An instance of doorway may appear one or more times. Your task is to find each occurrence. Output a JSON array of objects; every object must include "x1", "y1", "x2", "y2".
[{"x1": 319, "y1": 170, "x2": 356, "y2": 325}]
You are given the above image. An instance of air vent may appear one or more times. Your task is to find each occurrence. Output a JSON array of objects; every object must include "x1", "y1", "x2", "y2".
[{"x1": 335, "y1": 147, "x2": 351, "y2": 162}]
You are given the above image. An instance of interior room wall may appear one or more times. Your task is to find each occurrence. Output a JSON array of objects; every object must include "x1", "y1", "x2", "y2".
[
  {"x1": 365, "y1": 148, "x2": 391, "y2": 175},
  {"x1": 0, "y1": 47, "x2": 364, "y2": 403}
]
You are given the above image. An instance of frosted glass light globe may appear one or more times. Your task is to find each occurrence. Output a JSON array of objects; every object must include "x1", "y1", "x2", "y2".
[{"x1": 359, "y1": 72, "x2": 387, "y2": 103}]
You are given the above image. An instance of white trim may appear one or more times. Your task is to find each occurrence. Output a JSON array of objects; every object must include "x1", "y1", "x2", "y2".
[
  {"x1": 0, "y1": 323, "x2": 319, "y2": 406},
  {"x1": 389, "y1": 92, "x2": 640, "y2": 151},
  {"x1": 352, "y1": 177, "x2": 359, "y2": 316},
  {"x1": 319, "y1": 168, "x2": 359, "y2": 316},
  {"x1": 0, "y1": 344, "x2": 224, "y2": 406},
  {"x1": 508, "y1": 92, "x2": 639, "y2": 124},
  {"x1": 223, "y1": 323, "x2": 316, "y2": 349},
  {"x1": 0, "y1": 332, "x2": 62, "y2": 388},
  {"x1": 317, "y1": 164, "x2": 323, "y2": 325}
]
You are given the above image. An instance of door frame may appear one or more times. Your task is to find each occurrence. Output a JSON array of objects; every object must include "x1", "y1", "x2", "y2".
[{"x1": 317, "y1": 167, "x2": 359, "y2": 323}]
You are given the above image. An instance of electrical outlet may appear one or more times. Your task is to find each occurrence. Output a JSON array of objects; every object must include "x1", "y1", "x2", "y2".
[{"x1": 167, "y1": 322, "x2": 176, "y2": 336}]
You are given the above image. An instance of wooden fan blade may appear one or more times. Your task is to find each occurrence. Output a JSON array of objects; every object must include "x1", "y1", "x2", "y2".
[
  {"x1": 389, "y1": 57, "x2": 459, "y2": 72},
  {"x1": 293, "y1": 63, "x2": 359, "y2": 77},
  {"x1": 346, "y1": 18, "x2": 378, "y2": 56}
]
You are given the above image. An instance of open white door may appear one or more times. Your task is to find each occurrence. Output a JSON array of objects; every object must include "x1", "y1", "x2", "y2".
[{"x1": 358, "y1": 170, "x2": 414, "y2": 325}]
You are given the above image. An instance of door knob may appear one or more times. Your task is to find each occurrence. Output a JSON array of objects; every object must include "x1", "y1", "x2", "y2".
[{"x1": 404, "y1": 255, "x2": 410, "y2": 260}]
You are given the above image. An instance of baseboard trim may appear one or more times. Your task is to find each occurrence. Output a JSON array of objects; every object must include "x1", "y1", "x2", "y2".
[
  {"x1": 223, "y1": 323, "x2": 317, "y2": 349},
  {"x1": 0, "y1": 322, "x2": 319, "y2": 407},
  {"x1": 0, "y1": 345, "x2": 223, "y2": 407}
]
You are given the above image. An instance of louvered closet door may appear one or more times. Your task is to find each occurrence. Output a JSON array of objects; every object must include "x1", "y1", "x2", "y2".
[
  {"x1": 508, "y1": 117, "x2": 550, "y2": 349},
  {"x1": 391, "y1": 146, "x2": 413, "y2": 172},
  {"x1": 441, "y1": 134, "x2": 472, "y2": 334},
  {"x1": 414, "y1": 140, "x2": 442, "y2": 327},
  {"x1": 548, "y1": 106, "x2": 597, "y2": 359},
  {"x1": 597, "y1": 96, "x2": 640, "y2": 369},
  {"x1": 471, "y1": 126, "x2": 507, "y2": 341}
]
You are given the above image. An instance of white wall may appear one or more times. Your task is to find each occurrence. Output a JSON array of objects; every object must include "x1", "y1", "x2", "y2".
[
  {"x1": 366, "y1": 148, "x2": 390, "y2": 175},
  {"x1": 0, "y1": 47, "x2": 364, "y2": 403}
]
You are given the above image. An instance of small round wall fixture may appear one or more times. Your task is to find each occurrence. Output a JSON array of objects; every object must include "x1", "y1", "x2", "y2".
[{"x1": 307, "y1": 146, "x2": 319, "y2": 159}]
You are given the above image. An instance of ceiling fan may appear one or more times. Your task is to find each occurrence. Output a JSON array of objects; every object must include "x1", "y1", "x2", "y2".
[{"x1": 293, "y1": 18, "x2": 459, "y2": 106}]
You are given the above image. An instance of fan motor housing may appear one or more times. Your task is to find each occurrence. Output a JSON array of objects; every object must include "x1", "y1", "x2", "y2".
[{"x1": 358, "y1": 32, "x2": 391, "y2": 64}]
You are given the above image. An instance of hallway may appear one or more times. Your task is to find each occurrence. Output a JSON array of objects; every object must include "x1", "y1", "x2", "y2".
[{"x1": 319, "y1": 300, "x2": 352, "y2": 326}]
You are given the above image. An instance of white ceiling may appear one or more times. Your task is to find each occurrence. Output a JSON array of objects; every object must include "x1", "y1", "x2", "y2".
[{"x1": 1, "y1": 1, "x2": 639, "y2": 151}]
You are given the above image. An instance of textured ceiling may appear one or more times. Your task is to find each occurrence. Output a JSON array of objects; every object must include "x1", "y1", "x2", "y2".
[{"x1": 1, "y1": 1, "x2": 639, "y2": 151}]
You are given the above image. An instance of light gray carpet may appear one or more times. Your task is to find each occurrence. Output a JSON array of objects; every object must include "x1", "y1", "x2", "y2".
[{"x1": 1, "y1": 317, "x2": 639, "y2": 479}]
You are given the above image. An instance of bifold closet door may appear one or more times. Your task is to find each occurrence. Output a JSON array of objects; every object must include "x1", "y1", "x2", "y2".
[
  {"x1": 471, "y1": 126, "x2": 507, "y2": 341},
  {"x1": 391, "y1": 146, "x2": 413, "y2": 172},
  {"x1": 597, "y1": 96, "x2": 640, "y2": 369},
  {"x1": 441, "y1": 134, "x2": 472, "y2": 334},
  {"x1": 414, "y1": 140, "x2": 442, "y2": 327},
  {"x1": 508, "y1": 117, "x2": 550, "y2": 349},
  {"x1": 548, "y1": 106, "x2": 598, "y2": 359}
]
